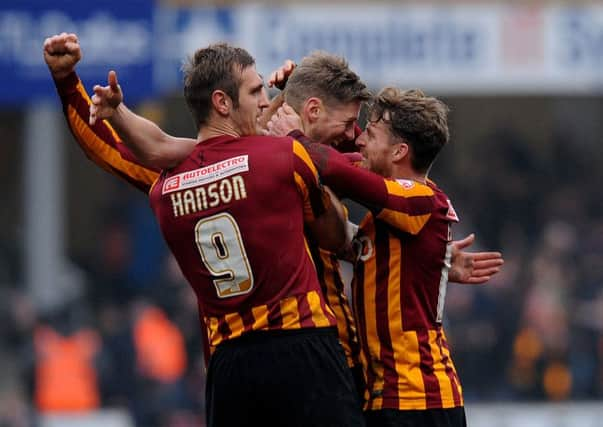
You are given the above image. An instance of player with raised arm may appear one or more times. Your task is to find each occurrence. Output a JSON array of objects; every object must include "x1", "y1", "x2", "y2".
[
  {"x1": 45, "y1": 33, "x2": 371, "y2": 398},
  {"x1": 44, "y1": 33, "x2": 364, "y2": 427}
]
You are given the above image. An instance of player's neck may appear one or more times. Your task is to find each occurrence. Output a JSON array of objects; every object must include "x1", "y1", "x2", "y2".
[
  {"x1": 391, "y1": 165, "x2": 427, "y2": 184},
  {"x1": 198, "y1": 119, "x2": 241, "y2": 141},
  {"x1": 301, "y1": 117, "x2": 313, "y2": 139}
]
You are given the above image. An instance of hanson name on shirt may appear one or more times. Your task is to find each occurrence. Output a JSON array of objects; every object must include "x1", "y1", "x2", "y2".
[{"x1": 162, "y1": 155, "x2": 249, "y2": 218}]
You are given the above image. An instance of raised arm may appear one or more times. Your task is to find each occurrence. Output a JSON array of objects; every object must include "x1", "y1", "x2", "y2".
[
  {"x1": 44, "y1": 32, "x2": 158, "y2": 192},
  {"x1": 91, "y1": 58, "x2": 297, "y2": 168},
  {"x1": 89, "y1": 71, "x2": 197, "y2": 170}
]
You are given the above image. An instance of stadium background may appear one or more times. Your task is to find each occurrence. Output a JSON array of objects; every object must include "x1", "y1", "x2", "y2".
[{"x1": 1, "y1": 0, "x2": 602, "y2": 425}]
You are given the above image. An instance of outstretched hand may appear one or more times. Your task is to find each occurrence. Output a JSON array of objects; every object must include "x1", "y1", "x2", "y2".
[
  {"x1": 449, "y1": 234, "x2": 504, "y2": 284},
  {"x1": 89, "y1": 70, "x2": 123, "y2": 125},
  {"x1": 43, "y1": 32, "x2": 82, "y2": 80},
  {"x1": 267, "y1": 59, "x2": 296, "y2": 90},
  {"x1": 265, "y1": 103, "x2": 303, "y2": 136}
]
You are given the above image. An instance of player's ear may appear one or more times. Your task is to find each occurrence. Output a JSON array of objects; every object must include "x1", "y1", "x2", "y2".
[
  {"x1": 212, "y1": 90, "x2": 230, "y2": 116},
  {"x1": 303, "y1": 97, "x2": 322, "y2": 123},
  {"x1": 392, "y1": 142, "x2": 409, "y2": 162}
]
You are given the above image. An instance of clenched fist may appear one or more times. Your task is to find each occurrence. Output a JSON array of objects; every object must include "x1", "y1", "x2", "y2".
[{"x1": 43, "y1": 32, "x2": 82, "y2": 80}]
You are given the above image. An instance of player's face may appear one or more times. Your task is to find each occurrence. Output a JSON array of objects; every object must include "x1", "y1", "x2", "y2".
[
  {"x1": 355, "y1": 119, "x2": 398, "y2": 177},
  {"x1": 308, "y1": 101, "x2": 361, "y2": 146},
  {"x1": 231, "y1": 65, "x2": 269, "y2": 136}
]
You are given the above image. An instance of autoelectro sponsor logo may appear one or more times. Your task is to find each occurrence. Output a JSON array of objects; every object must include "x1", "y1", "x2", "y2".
[{"x1": 162, "y1": 155, "x2": 249, "y2": 194}]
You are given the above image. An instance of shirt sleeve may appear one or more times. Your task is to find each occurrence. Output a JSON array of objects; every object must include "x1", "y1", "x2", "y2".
[
  {"x1": 291, "y1": 139, "x2": 331, "y2": 222},
  {"x1": 288, "y1": 130, "x2": 435, "y2": 234},
  {"x1": 54, "y1": 71, "x2": 160, "y2": 193},
  {"x1": 330, "y1": 123, "x2": 363, "y2": 153}
]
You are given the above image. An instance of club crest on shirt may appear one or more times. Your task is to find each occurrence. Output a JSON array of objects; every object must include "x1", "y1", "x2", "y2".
[
  {"x1": 162, "y1": 155, "x2": 249, "y2": 195},
  {"x1": 395, "y1": 179, "x2": 415, "y2": 189}
]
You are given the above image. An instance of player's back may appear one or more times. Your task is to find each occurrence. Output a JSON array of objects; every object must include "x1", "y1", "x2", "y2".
[{"x1": 149, "y1": 134, "x2": 336, "y2": 349}]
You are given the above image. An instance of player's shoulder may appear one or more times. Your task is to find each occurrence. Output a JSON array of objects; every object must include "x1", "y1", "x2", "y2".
[
  {"x1": 391, "y1": 178, "x2": 435, "y2": 196},
  {"x1": 240, "y1": 134, "x2": 294, "y2": 145},
  {"x1": 425, "y1": 179, "x2": 459, "y2": 221},
  {"x1": 237, "y1": 135, "x2": 296, "y2": 156},
  {"x1": 425, "y1": 178, "x2": 451, "y2": 199}
]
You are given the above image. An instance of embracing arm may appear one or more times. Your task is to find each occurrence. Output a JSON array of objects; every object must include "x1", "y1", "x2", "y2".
[
  {"x1": 290, "y1": 131, "x2": 392, "y2": 210},
  {"x1": 305, "y1": 186, "x2": 349, "y2": 252},
  {"x1": 269, "y1": 104, "x2": 506, "y2": 279},
  {"x1": 312, "y1": 148, "x2": 505, "y2": 281},
  {"x1": 266, "y1": 104, "x2": 390, "y2": 211},
  {"x1": 291, "y1": 140, "x2": 348, "y2": 252}
]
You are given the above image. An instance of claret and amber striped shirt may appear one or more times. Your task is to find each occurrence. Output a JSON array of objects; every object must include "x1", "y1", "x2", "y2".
[
  {"x1": 297, "y1": 137, "x2": 464, "y2": 411},
  {"x1": 352, "y1": 180, "x2": 462, "y2": 411},
  {"x1": 308, "y1": 242, "x2": 360, "y2": 368},
  {"x1": 149, "y1": 135, "x2": 338, "y2": 348}
]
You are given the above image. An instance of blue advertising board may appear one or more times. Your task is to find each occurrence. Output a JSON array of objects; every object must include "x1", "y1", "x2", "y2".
[
  {"x1": 0, "y1": 0, "x2": 153, "y2": 105},
  {"x1": 153, "y1": 7, "x2": 235, "y2": 93},
  {"x1": 1, "y1": 3, "x2": 602, "y2": 105}
]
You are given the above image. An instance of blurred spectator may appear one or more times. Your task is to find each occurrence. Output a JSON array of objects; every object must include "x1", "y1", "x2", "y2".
[
  {"x1": 132, "y1": 302, "x2": 187, "y2": 384},
  {"x1": 32, "y1": 301, "x2": 102, "y2": 413},
  {"x1": 129, "y1": 301, "x2": 190, "y2": 427}
]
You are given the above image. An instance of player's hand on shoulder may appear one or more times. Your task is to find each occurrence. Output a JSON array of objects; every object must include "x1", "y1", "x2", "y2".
[
  {"x1": 268, "y1": 59, "x2": 296, "y2": 90},
  {"x1": 43, "y1": 32, "x2": 82, "y2": 80},
  {"x1": 266, "y1": 103, "x2": 303, "y2": 137},
  {"x1": 89, "y1": 70, "x2": 123, "y2": 125}
]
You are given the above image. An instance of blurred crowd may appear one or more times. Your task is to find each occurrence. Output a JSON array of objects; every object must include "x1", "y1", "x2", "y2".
[
  {"x1": 0, "y1": 190, "x2": 207, "y2": 426},
  {"x1": 1, "y1": 100, "x2": 602, "y2": 426},
  {"x1": 440, "y1": 123, "x2": 603, "y2": 403}
]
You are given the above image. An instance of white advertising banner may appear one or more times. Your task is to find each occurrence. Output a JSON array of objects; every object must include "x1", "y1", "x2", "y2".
[{"x1": 156, "y1": 4, "x2": 603, "y2": 94}]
